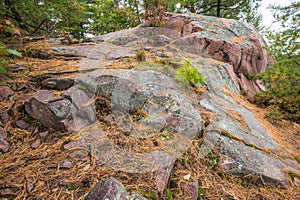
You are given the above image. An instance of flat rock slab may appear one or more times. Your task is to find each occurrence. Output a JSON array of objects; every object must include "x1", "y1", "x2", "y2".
[{"x1": 205, "y1": 131, "x2": 298, "y2": 189}]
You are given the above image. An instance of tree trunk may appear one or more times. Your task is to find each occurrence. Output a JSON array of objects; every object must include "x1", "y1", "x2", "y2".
[{"x1": 217, "y1": 0, "x2": 221, "y2": 17}]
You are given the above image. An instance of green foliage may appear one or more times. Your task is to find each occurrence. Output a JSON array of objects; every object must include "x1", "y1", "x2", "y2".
[
  {"x1": 149, "y1": 192, "x2": 157, "y2": 200},
  {"x1": 165, "y1": 188, "x2": 173, "y2": 200},
  {"x1": 0, "y1": 41, "x2": 21, "y2": 74},
  {"x1": 0, "y1": 0, "x2": 264, "y2": 37},
  {"x1": 175, "y1": 0, "x2": 264, "y2": 30},
  {"x1": 253, "y1": 2, "x2": 300, "y2": 123},
  {"x1": 0, "y1": 0, "x2": 88, "y2": 37},
  {"x1": 85, "y1": 0, "x2": 140, "y2": 35},
  {"x1": 176, "y1": 59, "x2": 206, "y2": 87}
]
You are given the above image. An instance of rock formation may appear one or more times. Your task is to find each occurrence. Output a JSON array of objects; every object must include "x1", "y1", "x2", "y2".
[{"x1": 23, "y1": 12, "x2": 298, "y2": 198}]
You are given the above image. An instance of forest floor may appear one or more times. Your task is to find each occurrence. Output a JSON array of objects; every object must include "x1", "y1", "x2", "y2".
[{"x1": 0, "y1": 39, "x2": 299, "y2": 200}]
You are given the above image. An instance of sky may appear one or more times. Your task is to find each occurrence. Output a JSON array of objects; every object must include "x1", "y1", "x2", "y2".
[{"x1": 258, "y1": 0, "x2": 295, "y2": 31}]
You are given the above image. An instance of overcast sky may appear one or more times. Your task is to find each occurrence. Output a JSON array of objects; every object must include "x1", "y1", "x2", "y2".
[{"x1": 258, "y1": 0, "x2": 295, "y2": 31}]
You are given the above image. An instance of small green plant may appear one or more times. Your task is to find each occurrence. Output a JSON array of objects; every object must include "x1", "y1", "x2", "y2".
[
  {"x1": 165, "y1": 188, "x2": 173, "y2": 200},
  {"x1": 206, "y1": 152, "x2": 219, "y2": 168},
  {"x1": 199, "y1": 186, "x2": 206, "y2": 196},
  {"x1": 176, "y1": 59, "x2": 205, "y2": 87},
  {"x1": 148, "y1": 192, "x2": 157, "y2": 200},
  {"x1": 293, "y1": 155, "x2": 300, "y2": 164},
  {"x1": 136, "y1": 50, "x2": 146, "y2": 62},
  {"x1": 288, "y1": 171, "x2": 300, "y2": 181},
  {"x1": 23, "y1": 116, "x2": 40, "y2": 126},
  {"x1": 160, "y1": 130, "x2": 172, "y2": 141},
  {"x1": 0, "y1": 41, "x2": 22, "y2": 74}
]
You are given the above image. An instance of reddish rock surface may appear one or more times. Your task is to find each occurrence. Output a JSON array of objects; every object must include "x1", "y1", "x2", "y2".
[
  {"x1": 148, "y1": 12, "x2": 272, "y2": 96},
  {"x1": 24, "y1": 90, "x2": 72, "y2": 130},
  {"x1": 0, "y1": 86, "x2": 14, "y2": 100}
]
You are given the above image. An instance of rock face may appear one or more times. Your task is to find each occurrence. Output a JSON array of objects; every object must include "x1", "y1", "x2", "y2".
[
  {"x1": 25, "y1": 12, "x2": 299, "y2": 192},
  {"x1": 66, "y1": 70, "x2": 201, "y2": 175},
  {"x1": 159, "y1": 12, "x2": 271, "y2": 96}
]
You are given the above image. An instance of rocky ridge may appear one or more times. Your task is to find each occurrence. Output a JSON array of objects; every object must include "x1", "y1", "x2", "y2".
[{"x1": 1, "y1": 12, "x2": 299, "y2": 199}]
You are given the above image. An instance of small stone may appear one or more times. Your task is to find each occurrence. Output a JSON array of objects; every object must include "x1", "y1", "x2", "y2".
[
  {"x1": 0, "y1": 73, "x2": 11, "y2": 81},
  {"x1": 104, "y1": 114, "x2": 115, "y2": 123},
  {"x1": 0, "y1": 86, "x2": 14, "y2": 100},
  {"x1": 26, "y1": 181, "x2": 35, "y2": 192},
  {"x1": 16, "y1": 120, "x2": 29, "y2": 129},
  {"x1": 31, "y1": 139, "x2": 41, "y2": 149},
  {"x1": 39, "y1": 131, "x2": 48, "y2": 137},
  {"x1": 63, "y1": 140, "x2": 85, "y2": 150},
  {"x1": 41, "y1": 78, "x2": 74, "y2": 90},
  {"x1": 184, "y1": 180, "x2": 199, "y2": 200},
  {"x1": 11, "y1": 64, "x2": 28, "y2": 72},
  {"x1": 83, "y1": 164, "x2": 90, "y2": 171},
  {"x1": 60, "y1": 160, "x2": 73, "y2": 169},
  {"x1": 0, "y1": 127, "x2": 9, "y2": 152},
  {"x1": 0, "y1": 188, "x2": 17, "y2": 197},
  {"x1": 69, "y1": 150, "x2": 87, "y2": 159},
  {"x1": 16, "y1": 159, "x2": 26, "y2": 165},
  {"x1": 0, "y1": 111, "x2": 9, "y2": 123},
  {"x1": 183, "y1": 174, "x2": 191, "y2": 181},
  {"x1": 12, "y1": 82, "x2": 18, "y2": 90}
]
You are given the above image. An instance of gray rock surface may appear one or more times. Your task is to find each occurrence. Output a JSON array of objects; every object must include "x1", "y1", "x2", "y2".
[
  {"x1": 69, "y1": 70, "x2": 201, "y2": 176},
  {"x1": 205, "y1": 131, "x2": 296, "y2": 189}
]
